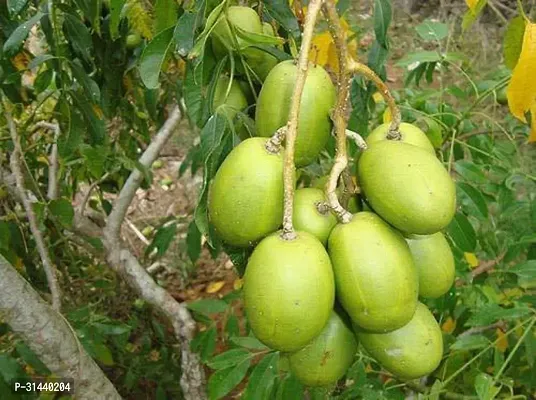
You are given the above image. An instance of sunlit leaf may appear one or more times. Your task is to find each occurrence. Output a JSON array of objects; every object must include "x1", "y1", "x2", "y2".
[
  {"x1": 208, "y1": 358, "x2": 251, "y2": 400},
  {"x1": 3, "y1": 12, "x2": 45, "y2": 56},
  {"x1": 243, "y1": 353, "x2": 279, "y2": 400},
  {"x1": 187, "y1": 298, "x2": 228, "y2": 315},
  {"x1": 451, "y1": 334, "x2": 489, "y2": 351},
  {"x1": 415, "y1": 19, "x2": 448, "y2": 42},
  {"x1": 447, "y1": 212, "x2": 477, "y2": 252},
  {"x1": 139, "y1": 26, "x2": 175, "y2": 89},
  {"x1": 373, "y1": 0, "x2": 392, "y2": 49},
  {"x1": 507, "y1": 23, "x2": 536, "y2": 124},
  {"x1": 154, "y1": 0, "x2": 177, "y2": 35},
  {"x1": 464, "y1": 252, "x2": 479, "y2": 268},
  {"x1": 474, "y1": 372, "x2": 500, "y2": 400}
]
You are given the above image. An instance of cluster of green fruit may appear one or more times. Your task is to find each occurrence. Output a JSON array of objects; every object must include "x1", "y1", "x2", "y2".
[{"x1": 206, "y1": 5, "x2": 457, "y2": 387}]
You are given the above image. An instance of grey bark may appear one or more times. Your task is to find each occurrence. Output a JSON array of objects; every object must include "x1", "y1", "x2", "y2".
[{"x1": 0, "y1": 255, "x2": 121, "y2": 400}]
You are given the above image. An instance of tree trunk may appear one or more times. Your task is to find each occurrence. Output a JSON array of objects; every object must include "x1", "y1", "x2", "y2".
[{"x1": 0, "y1": 255, "x2": 121, "y2": 400}]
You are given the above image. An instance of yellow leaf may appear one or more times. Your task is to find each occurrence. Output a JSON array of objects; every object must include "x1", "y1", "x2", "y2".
[
  {"x1": 11, "y1": 52, "x2": 30, "y2": 71},
  {"x1": 310, "y1": 32, "x2": 332, "y2": 67},
  {"x1": 464, "y1": 252, "x2": 479, "y2": 268},
  {"x1": 206, "y1": 281, "x2": 225, "y2": 294},
  {"x1": 37, "y1": 155, "x2": 50, "y2": 165},
  {"x1": 507, "y1": 23, "x2": 536, "y2": 123},
  {"x1": 372, "y1": 92, "x2": 384, "y2": 103},
  {"x1": 441, "y1": 317, "x2": 457, "y2": 333},
  {"x1": 465, "y1": 0, "x2": 479, "y2": 12},
  {"x1": 495, "y1": 328, "x2": 508, "y2": 352},
  {"x1": 529, "y1": 101, "x2": 536, "y2": 142},
  {"x1": 233, "y1": 278, "x2": 243, "y2": 291}
]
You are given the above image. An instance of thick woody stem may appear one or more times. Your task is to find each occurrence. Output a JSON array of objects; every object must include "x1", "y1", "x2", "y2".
[
  {"x1": 280, "y1": 0, "x2": 323, "y2": 240},
  {"x1": 348, "y1": 60, "x2": 401, "y2": 139},
  {"x1": 322, "y1": 0, "x2": 353, "y2": 223},
  {"x1": 4, "y1": 109, "x2": 62, "y2": 311}
]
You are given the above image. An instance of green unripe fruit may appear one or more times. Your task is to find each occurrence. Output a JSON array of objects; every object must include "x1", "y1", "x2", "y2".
[
  {"x1": 367, "y1": 122, "x2": 435, "y2": 155},
  {"x1": 328, "y1": 212, "x2": 418, "y2": 332},
  {"x1": 356, "y1": 302, "x2": 443, "y2": 380},
  {"x1": 213, "y1": 75, "x2": 248, "y2": 120},
  {"x1": 357, "y1": 141, "x2": 456, "y2": 235},
  {"x1": 406, "y1": 232, "x2": 455, "y2": 298},
  {"x1": 262, "y1": 22, "x2": 276, "y2": 37},
  {"x1": 211, "y1": 6, "x2": 262, "y2": 56},
  {"x1": 243, "y1": 22, "x2": 280, "y2": 81},
  {"x1": 293, "y1": 188, "x2": 337, "y2": 246},
  {"x1": 208, "y1": 138, "x2": 283, "y2": 247},
  {"x1": 288, "y1": 309, "x2": 357, "y2": 386},
  {"x1": 126, "y1": 33, "x2": 142, "y2": 49},
  {"x1": 496, "y1": 86, "x2": 507, "y2": 105},
  {"x1": 255, "y1": 60, "x2": 336, "y2": 167},
  {"x1": 244, "y1": 231, "x2": 335, "y2": 351}
]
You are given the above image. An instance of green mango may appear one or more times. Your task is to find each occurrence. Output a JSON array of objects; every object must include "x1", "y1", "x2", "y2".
[
  {"x1": 211, "y1": 6, "x2": 263, "y2": 57},
  {"x1": 255, "y1": 60, "x2": 336, "y2": 167},
  {"x1": 356, "y1": 302, "x2": 443, "y2": 380},
  {"x1": 406, "y1": 232, "x2": 455, "y2": 298},
  {"x1": 357, "y1": 141, "x2": 456, "y2": 235},
  {"x1": 208, "y1": 138, "x2": 283, "y2": 247},
  {"x1": 288, "y1": 309, "x2": 357, "y2": 386},
  {"x1": 328, "y1": 212, "x2": 418, "y2": 332},
  {"x1": 126, "y1": 33, "x2": 142, "y2": 49},
  {"x1": 293, "y1": 188, "x2": 337, "y2": 246},
  {"x1": 367, "y1": 122, "x2": 435, "y2": 155},
  {"x1": 213, "y1": 75, "x2": 248, "y2": 120},
  {"x1": 243, "y1": 231, "x2": 335, "y2": 351}
]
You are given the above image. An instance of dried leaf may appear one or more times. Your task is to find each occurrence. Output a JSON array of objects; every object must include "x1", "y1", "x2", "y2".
[
  {"x1": 206, "y1": 281, "x2": 225, "y2": 294},
  {"x1": 442, "y1": 317, "x2": 457, "y2": 334},
  {"x1": 507, "y1": 23, "x2": 536, "y2": 123}
]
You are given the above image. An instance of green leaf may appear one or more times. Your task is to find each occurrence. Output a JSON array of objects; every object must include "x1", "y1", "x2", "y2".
[
  {"x1": 63, "y1": 13, "x2": 94, "y2": 64},
  {"x1": 461, "y1": 0, "x2": 488, "y2": 32},
  {"x1": 0, "y1": 355, "x2": 26, "y2": 383},
  {"x1": 183, "y1": 60, "x2": 205, "y2": 126},
  {"x1": 421, "y1": 116, "x2": 443, "y2": 148},
  {"x1": 234, "y1": 27, "x2": 285, "y2": 48},
  {"x1": 186, "y1": 220, "x2": 202, "y2": 263},
  {"x1": 7, "y1": 0, "x2": 29, "y2": 17},
  {"x1": 451, "y1": 334, "x2": 489, "y2": 351},
  {"x1": 275, "y1": 373, "x2": 304, "y2": 400},
  {"x1": 73, "y1": 0, "x2": 102, "y2": 35},
  {"x1": 69, "y1": 92, "x2": 106, "y2": 146},
  {"x1": 230, "y1": 336, "x2": 269, "y2": 350},
  {"x1": 3, "y1": 12, "x2": 46, "y2": 56},
  {"x1": 70, "y1": 60, "x2": 101, "y2": 103},
  {"x1": 474, "y1": 373, "x2": 500, "y2": 400},
  {"x1": 174, "y1": 11, "x2": 197, "y2": 57},
  {"x1": 208, "y1": 358, "x2": 251, "y2": 400},
  {"x1": 15, "y1": 342, "x2": 49, "y2": 375},
  {"x1": 415, "y1": 19, "x2": 448, "y2": 42},
  {"x1": 447, "y1": 212, "x2": 477, "y2": 252},
  {"x1": 49, "y1": 198, "x2": 74, "y2": 227},
  {"x1": 80, "y1": 145, "x2": 108, "y2": 178},
  {"x1": 191, "y1": 326, "x2": 217, "y2": 361},
  {"x1": 154, "y1": 0, "x2": 178, "y2": 35},
  {"x1": 263, "y1": 0, "x2": 300, "y2": 42},
  {"x1": 188, "y1": 1, "x2": 225, "y2": 60},
  {"x1": 243, "y1": 353, "x2": 279, "y2": 400},
  {"x1": 467, "y1": 303, "x2": 532, "y2": 327},
  {"x1": 457, "y1": 182, "x2": 489, "y2": 219},
  {"x1": 109, "y1": 0, "x2": 127, "y2": 40},
  {"x1": 396, "y1": 51, "x2": 442, "y2": 67},
  {"x1": 139, "y1": 26, "x2": 175, "y2": 89},
  {"x1": 145, "y1": 223, "x2": 177, "y2": 257},
  {"x1": 92, "y1": 322, "x2": 131, "y2": 336},
  {"x1": 28, "y1": 54, "x2": 57, "y2": 70},
  {"x1": 93, "y1": 343, "x2": 114, "y2": 366},
  {"x1": 509, "y1": 261, "x2": 536, "y2": 280},
  {"x1": 33, "y1": 68, "x2": 54, "y2": 94},
  {"x1": 187, "y1": 298, "x2": 228, "y2": 315},
  {"x1": 503, "y1": 16, "x2": 526, "y2": 70},
  {"x1": 207, "y1": 349, "x2": 251, "y2": 370},
  {"x1": 373, "y1": 0, "x2": 392, "y2": 49},
  {"x1": 454, "y1": 160, "x2": 487, "y2": 183}
]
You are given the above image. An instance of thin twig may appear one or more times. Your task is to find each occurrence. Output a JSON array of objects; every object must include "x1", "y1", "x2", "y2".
[
  {"x1": 34, "y1": 121, "x2": 60, "y2": 200},
  {"x1": 125, "y1": 218, "x2": 150, "y2": 245},
  {"x1": 322, "y1": 0, "x2": 353, "y2": 224},
  {"x1": 458, "y1": 321, "x2": 505, "y2": 338},
  {"x1": 348, "y1": 59, "x2": 401, "y2": 139},
  {"x1": 346, "y1": 129, "x2": 368, "y2": 150},
  {"x1": 471, "y1": 252, "x2": 506, "y2": 278},
  {"x1": 4, "y1": 108, "x2": 62, "y2": 311},
  {"x1": 279, "y1": 0, "x2": 323, "y2": 240},
  {"x1": 79, "y1": 172, "x2": 111, "y2": 218}
]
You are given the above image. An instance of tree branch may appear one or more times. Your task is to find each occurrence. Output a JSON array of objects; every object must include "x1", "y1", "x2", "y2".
[
  {"x1": 0, "y1": 255, "x2": 121, "y2": 399},
  {"x1": 348, "y1": 59, "x2": 401, "y2": 139},
  {"x1": 102, "y1": 105, "x2": 206, "y2": 399},
  {"x1": 4, "y1": 108, "x2": 62, "y2": 311},
  {"x1": 34, "y1": 121, "x2": 60, "y2": 200},
  {"x1": 106, "y1": 106, "x2": 183, "y2": 239},
  {"x1": 279, "y1": 0, "x2": 323, "y2": 240},
  {"x1": 322, "y1": 0, "x2": 353, "y2": 224}
]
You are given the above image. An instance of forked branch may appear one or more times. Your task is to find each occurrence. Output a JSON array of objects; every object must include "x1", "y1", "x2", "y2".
[{"x1": 4, "y1": 108, "x2": 62, "y2": 311}]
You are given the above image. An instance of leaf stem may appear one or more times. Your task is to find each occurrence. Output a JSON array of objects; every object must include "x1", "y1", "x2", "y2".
[
  {"x1": 348, "y1": 60, "x2": 401, "y2": 139},
  {"x1": 494, "y1": 316, "x2": 536, "y2": 382},
  {"x1": 279, "y1": 0, "x2": 323, "y2": 240},
  {"x1": 322, "y1": 0, "x2": 353, "y2": 223}
]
